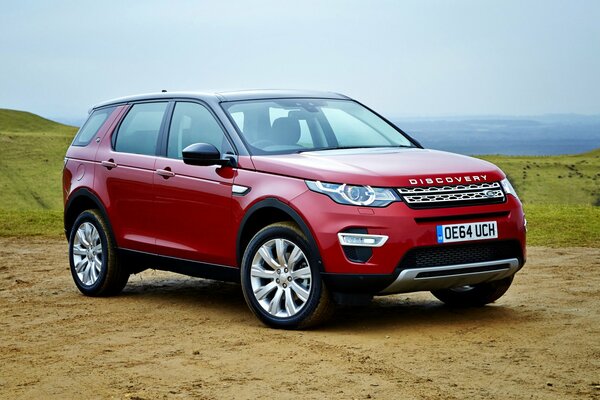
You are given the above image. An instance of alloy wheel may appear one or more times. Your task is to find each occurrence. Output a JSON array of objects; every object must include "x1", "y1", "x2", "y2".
[
  {"x1": 250, "y1": 238, "x2": 312, "y2": 318},
  {"x1": 72, "y1": 222, "x2": 103, "y2": 286}
]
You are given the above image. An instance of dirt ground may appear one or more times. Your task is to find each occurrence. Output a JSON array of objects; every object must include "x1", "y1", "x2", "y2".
[{"x1": 0, "y1": 238, "x2": 598, "y2": 400}]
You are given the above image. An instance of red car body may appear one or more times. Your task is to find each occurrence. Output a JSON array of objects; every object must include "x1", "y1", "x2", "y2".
[{"x1": 64, "y1": 90, "x2": 526, "y2": 308}]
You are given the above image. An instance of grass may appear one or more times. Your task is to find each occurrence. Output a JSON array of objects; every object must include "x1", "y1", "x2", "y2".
[
  {"x1": 0, "y1": 108, "x2": 597, "y2": 247},
  {"x1": 522, "y1": 204, "x2": 599, "y2": 247},
  {"x1": 480, "y1": 149, "x2": 600, "y2": 205},
  {"x1": 0, "y1": 109, "x2": 76, "y2": 210},
  {"x1": 0, "y1": 209, "x2": 64, "y2": 237}
]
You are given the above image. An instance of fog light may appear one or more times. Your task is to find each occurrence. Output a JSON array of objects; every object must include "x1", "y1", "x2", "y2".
[{"x1": 338, "y1": 233, "x2": 388, "y2": 247}]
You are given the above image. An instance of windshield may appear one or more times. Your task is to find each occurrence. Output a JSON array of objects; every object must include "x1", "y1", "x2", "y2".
[{"x1": 221, "y1": 98, "x2": 414, "y2": 155}]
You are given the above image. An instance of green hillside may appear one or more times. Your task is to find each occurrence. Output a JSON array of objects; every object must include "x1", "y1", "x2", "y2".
[
  {"x1": 0, "y1": 108, "x2": 597, "y2": 246},
  {"x1": 0, "y1": 108, "x2": 76, "y2": 134},
  {"x1": 480, "y1": 150, "x2": 600, "y2": 205},
  {"x1": 0, "y1": 109, "x2": 77, "y2": 210},
  {"x1": 479, "y1": 150, "x2": 599, "y2": 247}
]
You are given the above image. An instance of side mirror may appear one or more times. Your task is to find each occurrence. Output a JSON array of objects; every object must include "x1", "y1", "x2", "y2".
[{"x1": 182, "y1": 143, "x2": 233, "y2": 167}]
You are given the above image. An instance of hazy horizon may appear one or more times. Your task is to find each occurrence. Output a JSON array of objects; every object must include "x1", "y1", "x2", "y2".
[
  {"x1": 1, "y1": 1, "x2": 599, "y2": 121},
  {"x1": 0, "y1": 104, "x2": 587, "y2": 130},
  {"x1": 5, "y1": 106, "x2": 594, "y2": 157}
]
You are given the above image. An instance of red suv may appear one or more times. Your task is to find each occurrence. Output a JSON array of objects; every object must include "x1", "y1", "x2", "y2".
[{"x1": 63, "y1": 90, "x2": 526, "y2": 329}]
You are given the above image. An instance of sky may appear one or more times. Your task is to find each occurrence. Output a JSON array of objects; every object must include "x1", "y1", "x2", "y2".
[{"x1": 1, "y1": 0, "x2": 599, "y2": 121}]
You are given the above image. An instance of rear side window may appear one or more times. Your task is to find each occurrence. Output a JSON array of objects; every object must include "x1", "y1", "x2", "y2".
[
  {"x1": 72, "y1": 107, "x2": 115, "y2": 146},
  {"x1": 114, "y1": 102, "x2": 167, "y2": 156}
]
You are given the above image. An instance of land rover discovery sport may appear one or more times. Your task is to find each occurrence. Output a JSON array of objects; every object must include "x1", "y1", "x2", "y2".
[{"x1": 63, "y1": 90, "x2": 526, "y2": 329}]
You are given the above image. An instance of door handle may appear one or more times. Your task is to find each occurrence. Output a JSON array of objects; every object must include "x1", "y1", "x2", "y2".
[
  {"x1": 156, "y1": 168, "x2": 175, "y2": 178},
  {"x1": 101, "y1": 160, "x2": 117, "y2": 169}
]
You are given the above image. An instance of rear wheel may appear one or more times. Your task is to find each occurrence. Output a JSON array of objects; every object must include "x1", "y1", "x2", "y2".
[
  {"x1": 241, "y1": 222, "x2": 334, "y2": 329},
  {"x1": 431, "y1": 276, "x2": 514, "y2": 307},
  {"x1": 69, "y1": 209, "x2": 129, "y2": 296}
]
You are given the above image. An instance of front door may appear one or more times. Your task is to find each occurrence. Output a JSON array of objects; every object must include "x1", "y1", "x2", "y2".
[{"x1": 153, "y1": 101, "x2": 237, "y2": 266}]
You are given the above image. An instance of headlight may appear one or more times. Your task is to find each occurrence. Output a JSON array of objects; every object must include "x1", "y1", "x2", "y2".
[
  {"x1": 500, "y1": 178, "x2": 519, "y2": 199},
  {"x1": 306, "y1": 180, "x2": 400, "y2": 207}
]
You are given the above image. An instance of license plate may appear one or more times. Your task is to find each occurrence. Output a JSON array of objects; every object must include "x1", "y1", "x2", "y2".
[{"x1": 436, "y1": 221, "x2": 498, "y2": 243}]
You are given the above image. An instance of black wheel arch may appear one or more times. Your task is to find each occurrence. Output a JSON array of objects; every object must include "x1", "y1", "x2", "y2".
[
  {"x1": 236, "y1": 198, "x2": 324, "y2": 272},
  {"x1": 64, "y1": 188, "x2": 116, "y2": 245}
]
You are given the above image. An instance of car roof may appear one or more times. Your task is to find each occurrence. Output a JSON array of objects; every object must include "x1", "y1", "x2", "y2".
[{"x1": 92, "y1": 89, "x2": 350, "y2": 110}]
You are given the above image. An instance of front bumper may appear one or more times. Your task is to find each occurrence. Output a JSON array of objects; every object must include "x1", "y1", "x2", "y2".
[
  {"x1": 379, "y1": 257, "x2": 520, "y2": 294},
  {"x1": 291, "y1": 190, "x2": 526, "y2": 294},
  {"x1": 322, "y1": 257, "x2": 523, "y2": 295}
]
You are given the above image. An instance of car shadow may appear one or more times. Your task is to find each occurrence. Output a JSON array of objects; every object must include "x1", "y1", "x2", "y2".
[
  {"x1": 324, "y1": 297, "x2": 524, "y2": 332},
  {"x1": 121, "y1": 275, "x2": 245, "y2": 304},
  {"x1": 117, "y1": 274, "x2": 528, "y2": 331}
]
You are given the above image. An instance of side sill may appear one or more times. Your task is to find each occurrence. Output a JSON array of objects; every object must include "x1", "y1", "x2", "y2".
[{"x1": 118, "y1": 248, "x2": 240, "y2": 283}]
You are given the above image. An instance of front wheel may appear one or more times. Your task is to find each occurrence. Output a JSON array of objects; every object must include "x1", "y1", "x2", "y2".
[
  {"x1": 431, "y1": 276, "x2": 514, "y2": 307},
  {"x1": 69, "y1": 209, "x2": 129, "y2": 296},
  {"x1": 240, "y1": 222, "x2": 334, "y2": 329}
]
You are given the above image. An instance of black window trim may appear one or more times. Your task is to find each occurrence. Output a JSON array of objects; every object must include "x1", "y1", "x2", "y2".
[
  {"x1": 157, "y1": 98, "x2": 239, "y2": 160},
  {"x1": 351, "y1": 98, "x2": 423, "y2": 149},
  {"x1": 110, "y1": 100, "x2": 171, "y2": 156}
]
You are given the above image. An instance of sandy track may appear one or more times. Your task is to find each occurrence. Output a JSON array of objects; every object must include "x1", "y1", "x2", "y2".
[{"x1": 0, "y1": 238, "x2": 598, "y2": 399}]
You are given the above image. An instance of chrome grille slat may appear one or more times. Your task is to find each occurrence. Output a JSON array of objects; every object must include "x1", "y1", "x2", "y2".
[
  {"x1": 398, "y1": 182, "x2": 505, "y2": 208},
  {"x1": 403, "y1": 190, "x2": 504, "y2": 203},
  {"x1": 398, "y1": 182, "x2": 501, "y2": 195}
]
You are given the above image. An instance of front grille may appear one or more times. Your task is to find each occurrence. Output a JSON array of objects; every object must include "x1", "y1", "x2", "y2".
[
  {"x1": 398, "y1": 182, "x2": 505, "y2": 209},
  {"x1": 398, "y1": 241, "x2": 521, "y2": 270}
]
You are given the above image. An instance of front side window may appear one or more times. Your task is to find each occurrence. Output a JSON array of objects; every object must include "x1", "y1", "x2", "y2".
[
  {"x1": 72, "y1": 107, "x2": 115, "y2": 146},
  {"x1": 114, "y1": 102, "x2": 167, "y2": 156},
  {"x1": 167, "y1": 102, "x2": 231, "y2": 159},
  {"x1": 221, "y1": 98, "x2": 414, "y2": 155}
]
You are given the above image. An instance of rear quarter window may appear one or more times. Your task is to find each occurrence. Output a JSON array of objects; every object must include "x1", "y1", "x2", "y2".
[{"x1": 72, "y1": 107, "x2": 115, "y2": 146}]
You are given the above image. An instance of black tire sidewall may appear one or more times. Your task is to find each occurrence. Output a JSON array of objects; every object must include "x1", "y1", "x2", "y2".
[
  {"x1": 241, "y1": 224, "x2": 323, "y2": 329},
  {"x1": 68, "y1": 211, "x2": 110, "y2": 294}
]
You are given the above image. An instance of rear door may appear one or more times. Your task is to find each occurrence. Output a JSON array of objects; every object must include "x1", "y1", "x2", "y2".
[
  {"x1": 153, "y1": 101, "x2": 237, "y2": 266},
  {"x1": 94, "y1": 101, "x2": 169, "y2": 253}
]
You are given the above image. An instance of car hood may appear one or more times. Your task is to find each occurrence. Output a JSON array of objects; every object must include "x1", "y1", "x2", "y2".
[{"x1": 250, "y1": 148, "x2": 505, "y2": 187}]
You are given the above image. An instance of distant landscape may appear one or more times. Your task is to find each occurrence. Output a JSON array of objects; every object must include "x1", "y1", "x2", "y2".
[
  {"x1": 55, "y1": 113, "x2": 600, "y2": 156},
  {"x1": 0, "y1": 108, "x2": 598, "y2": 246},
  {"x1": 393, "y1": 114, "x2": 600, "y2": 156}
]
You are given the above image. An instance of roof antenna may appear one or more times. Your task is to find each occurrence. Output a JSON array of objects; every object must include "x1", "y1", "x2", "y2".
[{"x1": 161, "y1": 89, "x2": 167, "y2": 93}]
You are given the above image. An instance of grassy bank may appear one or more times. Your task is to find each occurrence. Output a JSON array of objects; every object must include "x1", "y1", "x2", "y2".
[
  {"x1": 481, "y1": 149, "x2": 599, "y2": 205},
  {"x1": 0, "y1": 209, "x2": 64, "y2": 237},
  {"x1": 0, "y1": 109, "x2": 76, "y2": 210},
  {"x1": 0, "y1": 108, "x2": 598, "y2": 247},
  {"x1": 523, "y1": 204, "x2": 598, "y2": 247}
]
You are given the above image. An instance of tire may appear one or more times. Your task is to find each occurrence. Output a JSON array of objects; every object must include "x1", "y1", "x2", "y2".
[
  {"x1": 431, "y1": 276, "x2": 514, "y2": 307},
  {"x1": 240, "y1": 222, "x2": 334, "y2": 329},
  {"x1": 68, "y1": 209, "x2": 129, "y2": 296}
]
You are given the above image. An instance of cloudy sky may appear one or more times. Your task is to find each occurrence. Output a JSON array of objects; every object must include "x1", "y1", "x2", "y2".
[{"x1": 1, "y1": 0, "x2": 599, "y2": 121}]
